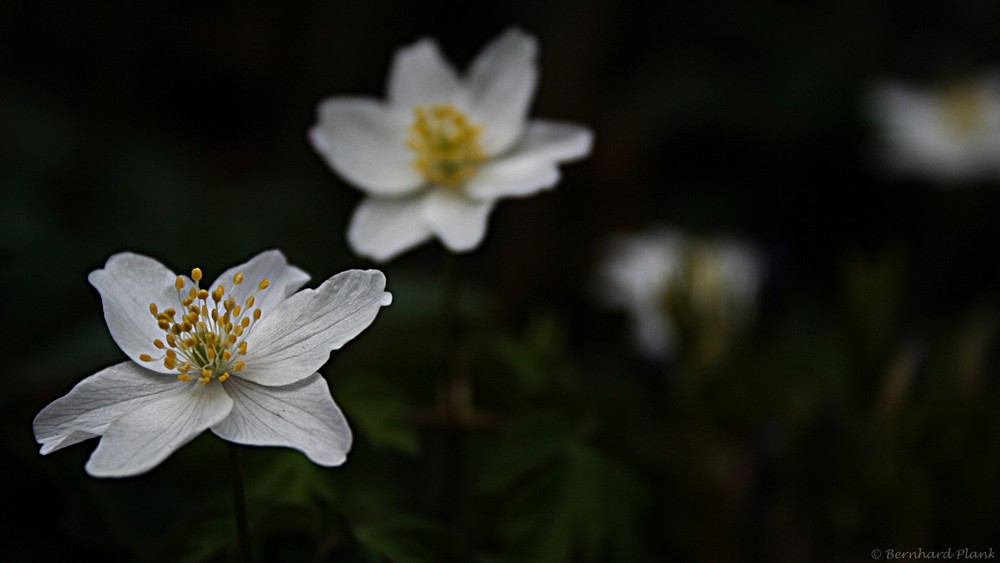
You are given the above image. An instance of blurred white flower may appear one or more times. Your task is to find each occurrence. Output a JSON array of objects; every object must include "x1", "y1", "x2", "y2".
[
  {"x1": 596, "y1": 227, "x2": 765, "y2": 360},
  {"x1": 870, "y1": 74, "x2": 1000, "y2": 182},
  {"x1": 34, "y1": 250, "x2": 392, "y2": 477},
  {"x1": 309, "y1": 28, "x2": 593, "y2": 262}
]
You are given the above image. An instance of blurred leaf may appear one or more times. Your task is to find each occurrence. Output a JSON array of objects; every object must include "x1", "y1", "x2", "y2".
[
  {"x1": 354, "y1": 516, "x2": 456, "y2": 563},
  {"x1": 337, "y1": 372, "x2": 420, "y2": 455},
  {"x1": 490, "y1": 312, "x2": 568, "y2": 394},
  {"x1": 492, "y1": 441, "x2": 649, "y2": 563},
  {"x1": 247, "y1": 449, "x2": 336, "y2": 509},
  {"x1": 841, "y1": 248, "x2": 907, "y2": 368},
  {"x1": 477, "y1": 409, "x2": 575, "y2": 495},
  {"x1": 172, "y1": 515, "x2": 233, "y2": 563}
]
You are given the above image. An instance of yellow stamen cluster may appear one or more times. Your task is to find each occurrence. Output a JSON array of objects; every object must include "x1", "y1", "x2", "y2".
[
  {"x1": 406, "y1": 103, "x2": 486, "y2": 187},
  {"x1": 142, "y1": 268, "x2": 269, "y2": 384},
  {"x1": 940, "y1": 83, "x2": 988, "y2": 136}
]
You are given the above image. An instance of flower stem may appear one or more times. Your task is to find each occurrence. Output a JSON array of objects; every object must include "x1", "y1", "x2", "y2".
[
  {"x1": 439, "y1": 253, "x2": 466, "y2": 527},
  {"x1": 227, "y1": 442, "x2": 254, "y2": 563}
]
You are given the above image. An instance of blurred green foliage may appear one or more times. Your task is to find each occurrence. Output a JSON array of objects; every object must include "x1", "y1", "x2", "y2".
[{"x1": 4, "y1": 1, "x2": 1000, "y2": 561}]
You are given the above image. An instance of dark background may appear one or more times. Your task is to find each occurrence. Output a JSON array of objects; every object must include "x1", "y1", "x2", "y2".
[{"x1": 3, "y1": 1, "x2": 1000, "y2": 561}]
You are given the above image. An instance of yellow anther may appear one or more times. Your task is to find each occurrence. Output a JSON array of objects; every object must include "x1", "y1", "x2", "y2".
[
  {"x1": 151, "y1": 265, "x2": 257, "y2": 386},
  {"x1": 253, "y1": 308, "x2": 262, "y2": 320},
  {"x1": 258, "y1": 278, "x2": 270, "y2": 290},
  {"x1": 407, "y1": 103, "x2": 485, "y2": 186}
]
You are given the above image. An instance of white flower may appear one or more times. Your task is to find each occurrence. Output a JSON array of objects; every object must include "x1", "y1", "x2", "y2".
[
  {"x1": 33, "y1": 250, "x2": 392, "y2": 478},
  {"x1": 596, "y1": 227, "x2": 765, "y2": 360},
  {"x1": 309, "y1": 27, "x2": 594, "y2": 262},
  {"x1": 870, "y1": 74, "x2": 1000, "y2": 182}
]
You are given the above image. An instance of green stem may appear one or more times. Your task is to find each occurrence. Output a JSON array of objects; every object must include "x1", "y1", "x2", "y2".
[
  {"x1": 227, "y1": 442, "x2": 254, "y2": 563},
  {"x1": 439, "y1": 253, "x2": 466, "y2": 526}
]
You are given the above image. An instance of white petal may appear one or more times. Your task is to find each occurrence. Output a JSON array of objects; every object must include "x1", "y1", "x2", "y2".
[
  {"x1": 211, "y1": 374, "x2": 351, "y2": 466},
  {"x1": 466, "y1": 120, "x2": 593, "y2": 200},
  {"x1": 632, "y1": 312, "x2": 677, "y2": 360},
  {"x1": 33, "y1": 362, "x2": 187, "y2": 455},
  {"x1": 422, "y1": 188, "x2": 495, "y2": 252},
  {"x1": 467, "y1": 28, "x2": 539, "y2": 155},
  {"x1": 309, "y1": 98, "x2": 424, "y2": 195},
  {"x1": 209, "y1": 250, "x2": 310, "y2": 320},
  {"x1": 85, "y1": 380, "x2": 233, "y2": 478},
  {"x1": 88, "y1": 253, "x2": 185, "y2": 373},
  {"x1": 387, "y1": 38, "x2": 462, "y2": 107},
  {"x1": 240, "y1": 270, "x2": 391, "y2": 386},
  {"x1": 347, "y1": 195, "x2": 434, "y2": 262}
]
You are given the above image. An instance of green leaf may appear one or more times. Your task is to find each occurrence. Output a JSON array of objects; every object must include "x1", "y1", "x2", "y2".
[
  {"x1": 336, "y1": 373, "x2": 420, "y2": 455},
  {"x1": 247, "y1": 449, "x2": 337, "y2": 508},
  {"x1": 490, "y1": 312, "x2": 568, "y2": 393},
  {"x1": 492, "y1": 442, "x2": 649, "y2": 563},
  {"x1": 354, "y1": 517, "x2": 457, "y2": 563},
  {"x1": 477, "y1": 410, "x2": 576, "y2": 494}
]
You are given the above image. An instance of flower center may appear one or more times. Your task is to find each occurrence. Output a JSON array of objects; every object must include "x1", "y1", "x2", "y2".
[
  {"x1": 406, "y1": 103, "x2": 486, "y2": 187},
  {"x1": 939, "y1": 83, "x2": 989, "y2": 137},
  {"x1": 137, "y1": 268, "x2": 270, "y2": 384}
]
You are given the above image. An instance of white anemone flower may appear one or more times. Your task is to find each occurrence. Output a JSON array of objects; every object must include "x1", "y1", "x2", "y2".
[
  {"x1": 870, "y1": 74, "x2": 1000, "y2": 182},
  {"x1": 309, "y1": 27, "x2": 594, "y2": 262},
  {"x1": 596, "y1": 228, "x2": 765, "y2": 360},
  {"x1": 33, "y1": 250, "x2": 391, "y2": 478}
]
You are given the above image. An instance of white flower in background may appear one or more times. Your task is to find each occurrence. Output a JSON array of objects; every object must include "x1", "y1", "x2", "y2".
[
  {"x1": 596, "y1": 228, "x2": 765, "y2": 360},
  {"x1": 870, "y1": 74, "x2": 1000, "y2": 182},
  {"x1": 309, "y1": 27, "x2": 593, "y2": 262},
  {"x1": 33, "y1": 250, "x2": 391, "y2": 478}
]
